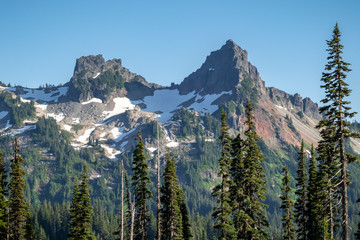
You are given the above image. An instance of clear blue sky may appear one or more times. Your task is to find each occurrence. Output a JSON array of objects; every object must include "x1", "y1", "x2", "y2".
[{"x1": 1, "y1": 1, "x2": 360, "y2": 119}]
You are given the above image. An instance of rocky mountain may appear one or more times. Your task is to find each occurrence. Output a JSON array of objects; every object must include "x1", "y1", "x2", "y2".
[{"x1": 1, "y1": 40, "x2": 360, "y2": 236}]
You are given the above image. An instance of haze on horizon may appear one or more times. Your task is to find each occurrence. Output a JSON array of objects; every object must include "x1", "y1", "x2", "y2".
[{"x1": 1, "y1": 0, "x2": 360, "y2": 119}]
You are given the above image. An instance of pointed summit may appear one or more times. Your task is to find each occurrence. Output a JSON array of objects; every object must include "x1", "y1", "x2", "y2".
[{"x1": 178, "y1": 40, "x2": 263, "y2": 96}]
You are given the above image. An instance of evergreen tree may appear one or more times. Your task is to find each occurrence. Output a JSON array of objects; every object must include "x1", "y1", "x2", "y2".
[
  {"x1": 179, "y1": 194, "x2": 192, "y2": 240},
  {"x1": 316, "y1": 127, "x2": 339, "y2": 239},
  {"x1": 212, "y1": 110, "x2": 235, "y2": 240},
  {"x1": 280, "y1": 167, "x2": 295, "y2": 240},
  {"x1": 229, "y1": 134, "x2": 248, "y2": 238},
  {"x1": 24, "y1": 208, "x2": 36, "y2": 240},
  {"x1": 317, "y1": 23, "x2": 360, "y2": 240},
  {"x1": 8, "y1": 139, "x2": 27, "y2": 240},
  {"x1": 161, "y1": 153, "x2": 183, "y2": 240},
  {"x1": 294, "y1": 140, "x2": 307, "y2": 240},
  {"x1": 132, "y1": 131, "x2": 153, "y2": 240},
  {"x1": 125, "y1": 174, "x2": 135, "y2": 240},
  {"x1": 68, "y1": 166, "x2": 95, "y2": 240},
  {"x1": 240, "y1": 103, "x2": 269, "y2": 239},
  {"x1": 306, "y1": 145, "x2": 322, "y2": 239},
  {"x1": 0, "y1": 151, "x2": 8, "y2": 239}
]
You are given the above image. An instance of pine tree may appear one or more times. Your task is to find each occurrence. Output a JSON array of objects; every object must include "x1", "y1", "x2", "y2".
[
  {"x1": 125, "y1": 174, "x2": 135, "y2": 240},
  {"x1": 240, "y1": 103, "x2": 269, "y2": 239},
  {"x1": 0, "y1": 151, "x2": 8, "y2": 239},
  {"x1": 317, "y1": 23, "x2": 360, "y2": 240},
  {"x1": 179, "y1": 194, "x2": 192, "y2": 240},
  {"x1": 212, "y1": 110, "x2": 235, "y2": 240},
  {"x1": 294, "y1": 140, "x2": 307, "y2": 240},
  {"x1": 229, "y1": 134, "x2": 248, "y2": 238},
  {"x1": 8, "y1": 139, "x2": 27, "y2": 240},
  {"x1": 316, "y1": 127, "x2": 339, "y2": 239},
  {"x1": 161, "y1": 153, "x2": 183, "y2": 240},
  {"x1": 68, "y1": 166, "x2": 95, "y2": 240},
  {"x1": 24, "y1": 207, "x2": 36, "y2": 240},
  {"x1": 306, "y1": 145, "x2": 322, "y2": 239},
  {"x1": 132, "y1": 131, "x2": 153, "y2": 240},
  {"x1": 68, "y1": 178, "x2": 81, "y2": 240},
  {"x1": 280, "y1": 167, "x2": 295, "y2": 240}
]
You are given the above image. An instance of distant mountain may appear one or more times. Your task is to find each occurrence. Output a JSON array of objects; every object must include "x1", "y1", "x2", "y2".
[{"x1": 0, "y1": 40, "x2": 360, "y2": 237}]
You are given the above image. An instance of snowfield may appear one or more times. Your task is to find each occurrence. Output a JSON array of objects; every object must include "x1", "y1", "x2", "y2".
[
  {"x1": 6, "y1": 86, "x2": 68, "y2": 102},
  {"x1": 133, "y1": 89, "x2": 232, "y2": 122},
  {"x1": 102, "y1": 97, "x2": 135, "y2": 119}
]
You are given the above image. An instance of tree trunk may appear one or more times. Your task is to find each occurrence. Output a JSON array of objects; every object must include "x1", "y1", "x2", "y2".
[{"x1": 130, "y1": 200, "x2": 135, "y2": 240}]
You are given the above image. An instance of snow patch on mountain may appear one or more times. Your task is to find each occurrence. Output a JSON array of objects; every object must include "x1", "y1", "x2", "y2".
[
  {"x1": 77, "y1": 127, "x2": 96, "y2": 144},
  {"x1": 93, "y1": 72, "x2": 101, "y2": 79},
  {"x1": 36, "y1": 104, "x2": 48, "y2": 111},
  {"x1": 81, "y1": 98, "x2": 103, "y2": 105},
  {"x1": 166, "y1": 141, "x2": 179, "y2": 148},
  {"x1": 102, "y1": 98, "x2": 135, "y2": 119},
  {"x1": 147, "y1": 147, "x2": 157, "y2": 152},
  {"x1": 0, "y1": 111, "x2": 8, "y2": 120},
  {"x1": 189, "y1": 90, "x2": 232, "y2": 113},
  {"x1": 63, "y1": 124, "x2": 72, "y2": 131},
  {"x1": 47, "y1": 112, "x2": 65, "y2": 122},
  {"x1": 133, "y1": 89, "x2": 232, "y2": 122},
  {"x1": 9, "y1": 125, "x2": 36, "y2": 136},
  {"x1": 113, "y1": 128, "x2": 136, "y2": 143},
  {"x1": 6, "y1": 87, "x2": 68, "y2": 102},
  {"x1": 101, "y1": 144, "x2": 121, "y2": 160}
]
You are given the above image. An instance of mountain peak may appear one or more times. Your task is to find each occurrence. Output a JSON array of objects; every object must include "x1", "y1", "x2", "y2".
[
  {"x1": 178, "y1": 40, "x2": 260, "y2": 96},
  {"x1": 73, "y1": 55, "x2": 122, "y2": 79}
]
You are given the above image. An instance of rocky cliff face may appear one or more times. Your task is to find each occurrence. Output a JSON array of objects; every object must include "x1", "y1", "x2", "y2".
[
  {"x1": 64, "y1": 55, "x2": 161, "y2": 103},
  {"x1": 179, "y1": 39, "x2": 265, "y2": 96}
]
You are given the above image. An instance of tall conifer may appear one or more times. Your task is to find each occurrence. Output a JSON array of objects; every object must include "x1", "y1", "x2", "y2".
[
  {"x1": 68, "y1": 166, "x2": 95, "y2": 240},
  {"x1": 294, "y1": 140, "x2": 307, "y2": 240},
  {"x1": 212, "y1": 110, "x2": 235, "y2": 240},
  {"x1": 8, "y1": 139, "x2": 27, "y2": 240},
  {"x1": 317, "y1": 23, "x2": 360, "y2": 240},
  {"x1": 229, "y1": 134, "x2": 248, "y2": 238},
  {"x1": 0, "y1": 151, "x2": 8, "y2": 238},
  {"x1": 280, "y1": 167, "x2": 295, "y2": 240},
  {"x1": 240, "y1": 103, "x2": 268, "y2": 239},
  {"x1": 161, "y1": 153, "x2": 183, "y2": 240},
  {"x1": 132, "y1": 131, "x2": 153, "y2": 240}
]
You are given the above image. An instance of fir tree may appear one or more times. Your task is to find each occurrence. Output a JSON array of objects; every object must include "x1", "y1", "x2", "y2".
[
  {"x1": 306, "y1": 145, "x2": 322, "y2": 239},
  {"x1": 317, "y1": 23, "x2": 360, "y2": 240},
  {"x1": 125, "y1": 174, "x2": 135, "y2": 240},
  {"x1": 212, "y1": 110, "x2": 235, "y2": 240},
  {"x1": 0, "y1": 151, "x2": 8, "y2": 239},
  {"x1": 179, "y1": 194, "x2": 192, "y2": 240},
  {"x1": 161, "y1": 153, "x2": 183, "y2": 240},
  {"x1": 294, "y1": 140, "x2": 307, "y2": 240},
  {"x1": 132, "y1": 131, "x2": 153, "y2": 240},
  {"x1": 68, "y1": 166, "x2": 95, "y2": 240},
  {"x1": 240, "y1": 103, "x2": 268, "y2": 239},
  {"x1": 229, "y1": 134, "x2": 248, "y2": 238},
  {"x1": 24, "y1": 208, "x2": 36, "y2": 240},
  {"x1": 8, "y1": 139, "x2": 27, "y2": 240},
  {"x1": 280, "y1": 167, "x2": 295, "y2": 240},
  {"x1": 68, "y1": 178, "x2": 81, "y2": 240}
]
